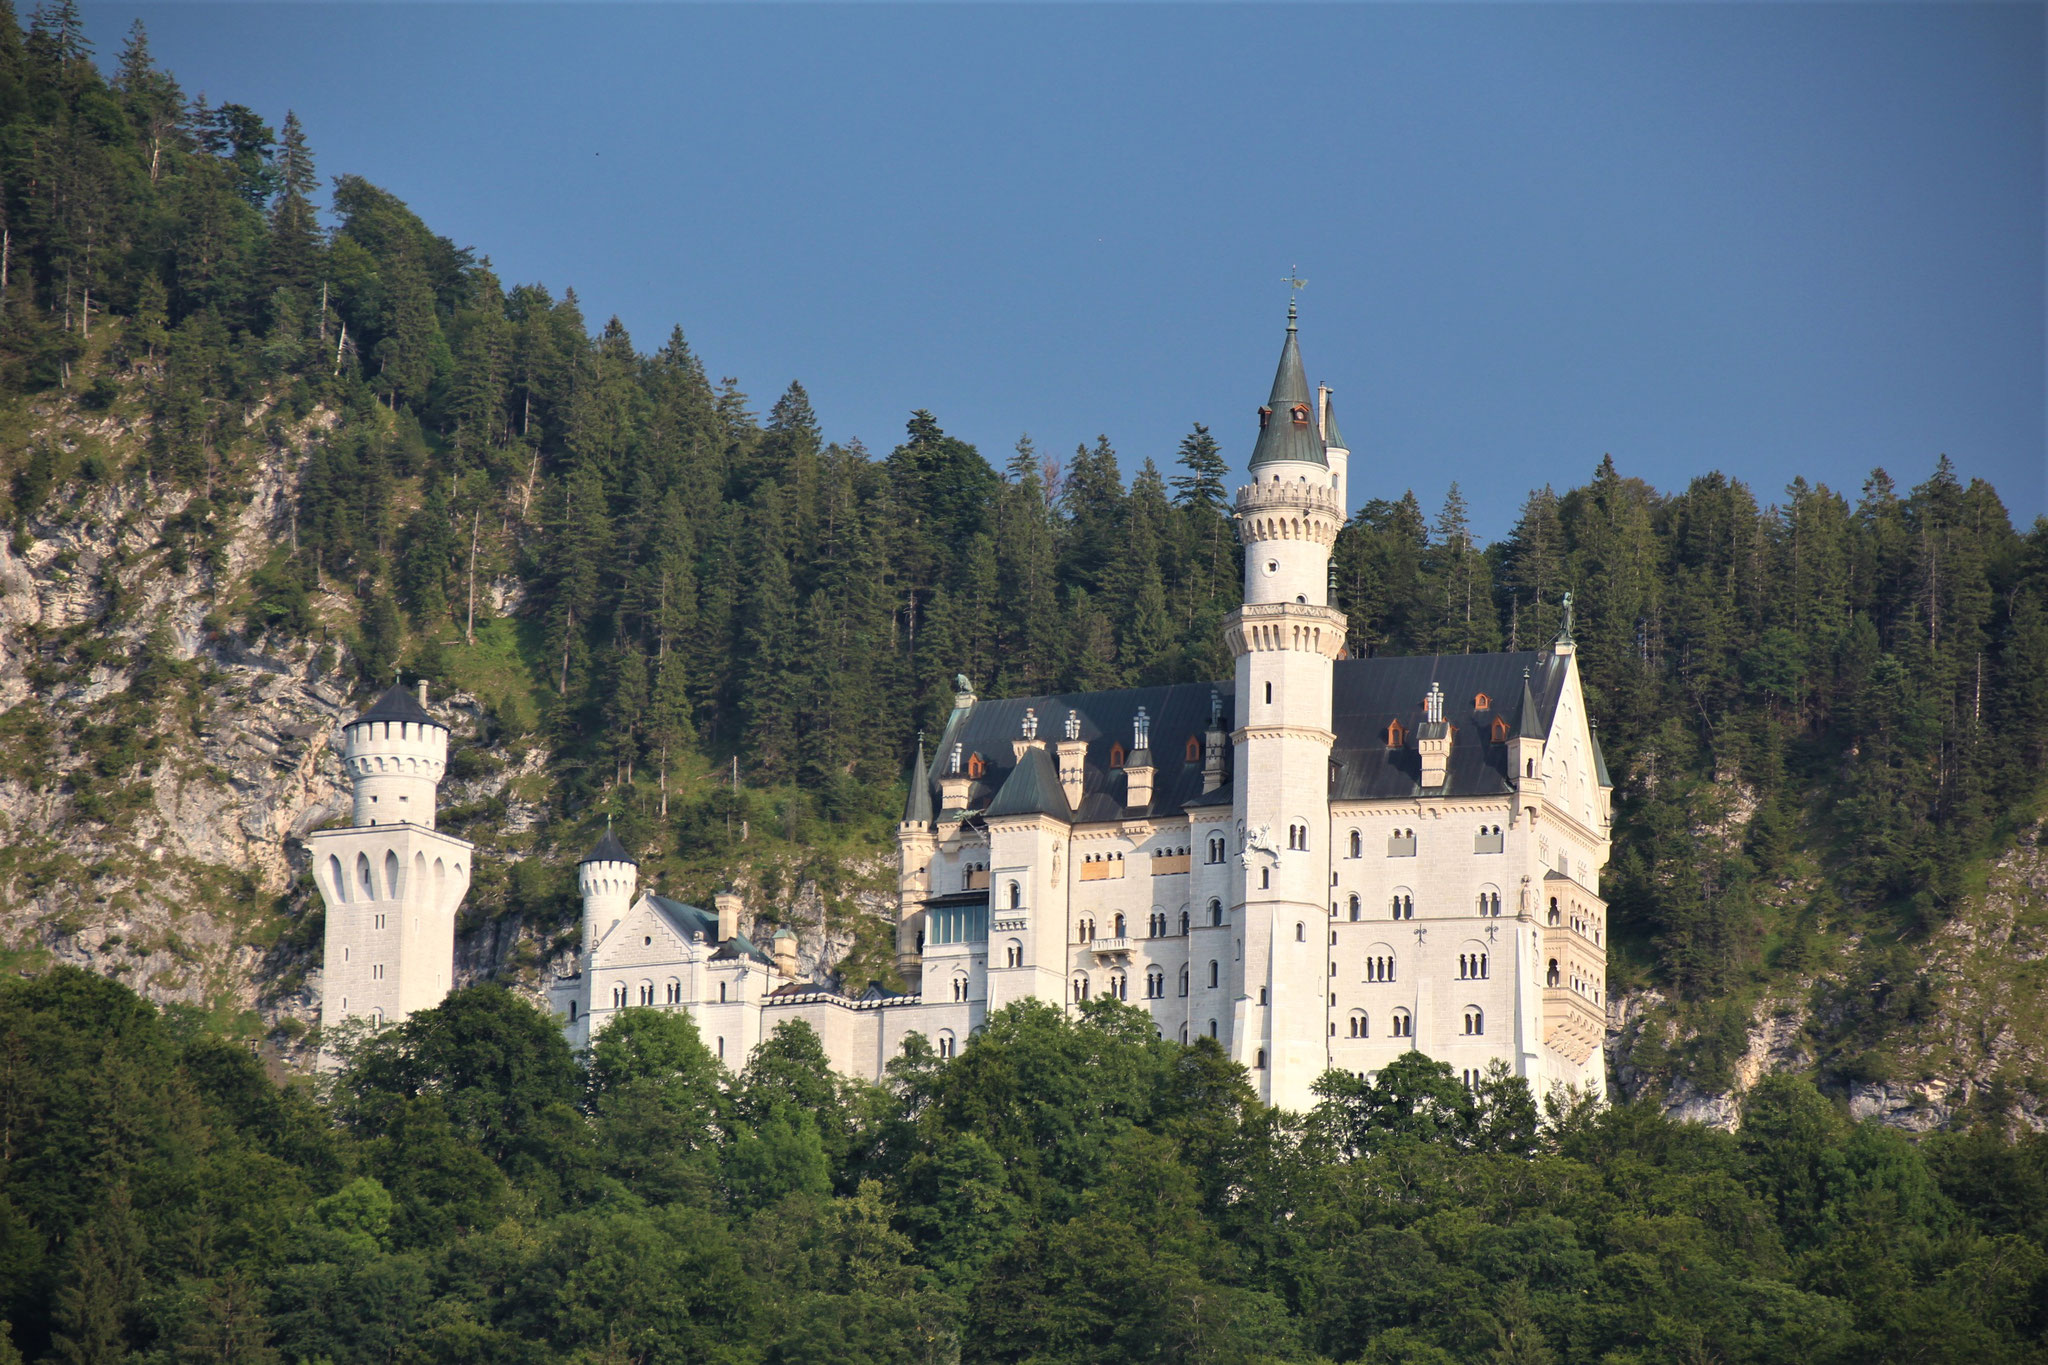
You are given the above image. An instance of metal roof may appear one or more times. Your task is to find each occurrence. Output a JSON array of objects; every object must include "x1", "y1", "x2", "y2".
[
  {"x1": 1248, "y1": 305, "x2": 1328, "y2": 469},
  {"x1": 351, "y1": 683, "x2": 444, "y2": 731}
]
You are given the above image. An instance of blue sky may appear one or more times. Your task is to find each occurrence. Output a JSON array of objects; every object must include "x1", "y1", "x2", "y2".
[{"x1": 86, "y1": 3, "x2": 2045, "y2": 537}]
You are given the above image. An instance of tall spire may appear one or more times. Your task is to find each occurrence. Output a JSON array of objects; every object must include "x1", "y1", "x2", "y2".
[
  {"x1": 1249, "y1": 302, "x2": 1328, "y2": 468},
  {"x1": 902, "y1": 738, "x2": 933, "y2": 825}
]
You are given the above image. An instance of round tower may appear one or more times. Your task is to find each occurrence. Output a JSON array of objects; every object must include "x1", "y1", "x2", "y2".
[
  {"x1": 578, "y1": 823, "x2": 639, "y2": 962},
  {"x1": 344, "y1": 682, "x2": 450, "y2": 828},
  {"x1": 1226, "y1": 300, "x2": 1348, "y2": 1112}
]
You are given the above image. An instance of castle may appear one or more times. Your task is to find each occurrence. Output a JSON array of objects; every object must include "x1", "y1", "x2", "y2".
[{"x1": 316, "y1": 307, "x2": 1613, "y2": 1110}]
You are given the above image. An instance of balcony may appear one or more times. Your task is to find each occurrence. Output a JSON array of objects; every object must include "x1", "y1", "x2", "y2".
[
  {"x1": 964, "y1": 868, "x2": 990, "y2": 890},
  {"x1": 1090, "y1": 936, "x2": 1133, "y2": 958},
  {"x1": 1151, "y1": 853, "x2": 1190, "y2": 876},
  {"x1": 1080, "y1": 857, "x2": 1125, "y2": 882}
]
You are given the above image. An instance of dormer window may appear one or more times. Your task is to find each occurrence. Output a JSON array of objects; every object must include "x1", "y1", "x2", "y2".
[
  {"x1": 1258, "y1": 406, "x2": 1273, "y2": 429},
  {"x1": 965, "y1": 752, "x2": 986, "y2": 779},
  {"x1": 1108, "y1": 743, "x2": 1126, "y2": 769},
  {"x1": 1474, "y1": 692, "x2": 1491, "y2": 710},
  {"x1": 1184, "y1": 735, "x2": 1201, "y2": 762},
  {"x1": 1290, "y1": 403, "x2": 1311, "y2": 426},
  {"x1": 1386, "y1": 720, "x2": 1405, "y2": 748},
  {"x1": 1491, "y1": 717, "x2": 1510, "y2": 743}
]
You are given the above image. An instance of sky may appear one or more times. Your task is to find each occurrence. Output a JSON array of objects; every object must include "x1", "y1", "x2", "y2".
[{"x1": 82, "y1": 2, "x2": 2046, "y2": 539}]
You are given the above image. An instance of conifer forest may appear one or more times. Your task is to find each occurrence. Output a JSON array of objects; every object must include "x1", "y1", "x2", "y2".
[{"x1": 2, "y1": 6, "x2": 2047, "y2": 1362}]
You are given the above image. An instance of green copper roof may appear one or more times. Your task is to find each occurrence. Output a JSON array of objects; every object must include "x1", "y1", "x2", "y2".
[
  {"x1": 902, "y1": 740, "x2": 933, "y2": 825},
  {"x1": 1515, "y1": 670, "x2": 1547, "y2": 740},
  {"x1": 1248, "y1": 304, "x2": 1328, "y2": 469},
  {"x1": 985, "y1": 745, "x2": 1072, "y2": 821},
  {"x1": 1322, "y1": 392, "x2": 1348, "y2": 451}
]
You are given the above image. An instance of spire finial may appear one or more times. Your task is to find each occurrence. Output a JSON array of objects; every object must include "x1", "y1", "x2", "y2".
[{"x1": 1284, "y1": 267, "x2": 1306, "y2": 328}]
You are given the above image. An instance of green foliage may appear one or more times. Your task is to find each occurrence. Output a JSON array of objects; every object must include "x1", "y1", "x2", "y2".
[{"x1": 8, "y1": 970, "x2": 2048, "y2": 1364}]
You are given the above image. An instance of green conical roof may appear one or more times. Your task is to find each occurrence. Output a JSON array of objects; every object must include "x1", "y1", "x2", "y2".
[
  {"x1": 1249, "y1": 303, "x2": 1328, "y2": 469},
  {"x1": 1322, "y1": 392, "x2": 1348, "y2": 451},
  {"x1": 902, "y1": 741, "x2": 933, "y2": 825}
]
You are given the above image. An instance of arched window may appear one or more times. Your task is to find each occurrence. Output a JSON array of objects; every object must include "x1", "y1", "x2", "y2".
[
  {"x1": 1109, "y1": 971, "x2": 1128, "y2": 1001},
  {"x1": 1207, "y1": 836, "x2": 1225, "y2": 864},
  {"x1": 1348, "y1": 829, "x2": 1362, "y2": 858},
  {"x1": 1260, "y1": 868, "x2": 1271, "y2": 889},
  {"x1": 1146, "y1": 969, "x2": 1163, "y2": 998},
  {"x1": 1108, "y1": 743, "x2": 1126, "y2": 768},
  {"x1": 1386, "y1": 720, "x2": 1405, "y2": 747},
  {"x1": 1464, "y1": 1008, "x2": 1484, "y2": 1035},
  {"x1": 1390, "y1": 892, "x2": 1413, "y2": 920},
  {"x1": 329, "y1": 855, "x2": 347, "y2": 903},
  {"x1": 1179, "y1": 1024, "x2": 1188, "y2": 1044},
  {"x1": 1005, "y1": 939, "x2": 1022, "y2": 968},
  {"x1": 1295, "y1": 921, "x2": 1306, "y2": 942},
  {"x1": 1348, "y1": 894, "x2": 1361, "y2": 921},
  {"x1": 1113, "y1": 912, "x2": 1127, "y2": 938},
  {"x1": 1348, "y1": 1010, "x2": 1368, "y2": 1038},
  {"x1": 568, "y1": 1000, "x2": 579, "y2": 1023},
  {"x1": 638, "y1": 982, "x2": 653, "y2": 1006},
  {"x1": 1548, "y1": 897, "x2": 1561, "y2": 925},
  {"x1": 667, "y1": 980, "x2": 682, "y2": 1004},
  {"x1": 1209, "y1": 899, "x2": 1224, "y2": 926},
  {"x1": 1547, "y1": 958, "x2": 1560, "y2": 987},
  {"x1": 1474, "y1": 692, "x2": 1491, "y2": 710},
  {"x1": 938, "y1": 1030, "x2": 956, "y2": 1059},
  {"x1": 1208, "y1": 960, "x2": 1219, "y2": 989},
  {"x1": 1184, "y1": 735, "x2": 1201, "y2": 762},
  {"x1": 1208, "y1": 1019, "x2": 1219, "y2": 1038},
  {"x1": 611, "y1": 984, "x2": 627, "y2": 1008},
  {"x1": 1492, "y1": 717, "x2": 1510, "y2": 743},
  {"x1": 1073, "y1": 975, "x2": 1090, "y2": 1002},
  {"x1": 357, "y1": 852, "x2": 373, "y2": 894},
  {"x1": 1008, "y1": 881, "x2": 1021, "y2": 909},
  {"x1": 1391, "y1": 1008, "x2": 1413, "y2": 1038},
  {"x1": 1178, "y1": 964, "x2": 1190, "y2": 996},
  {"x1": 1365, "y1": 945, "x2": 1396, "y2": 982},
  {"x1": 1264, "y1": 682, "x2": 1274, "y2": 705},
  {"x1": 1180, "y1": 910, "x2": 1191, "y2": 935},
  {"x1": 1526, "y1": 758, "x2": 1536, "y2": 777}
]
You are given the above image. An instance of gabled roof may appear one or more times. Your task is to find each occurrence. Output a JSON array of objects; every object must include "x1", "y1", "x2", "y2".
[
  {"x1": 1328, "y1": 650, "x2": 1570, "y2": 802},
  {"x1": 1248, "y1": 305, "x2": 1328, "y2": 469},
  {"x1": 351, "y1": 683, "x2": 444, "y2": 731},
  {"x1": 646, "y1": 893, "x2": 718, "y2": 944},
  {"x1": 580, "y1": 826, "x2": 634, "y2": 865},
  {"x1": 985, "y1": 745, "x2": 1071, "y2": 821},
  {"x1": 709, "y1": 933, "x2": 773, "y2": 966}
]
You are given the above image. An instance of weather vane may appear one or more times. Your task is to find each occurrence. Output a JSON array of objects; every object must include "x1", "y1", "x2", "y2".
[{"x1": 1284, "y1": 267, "x2": 1307, "y2": 302}]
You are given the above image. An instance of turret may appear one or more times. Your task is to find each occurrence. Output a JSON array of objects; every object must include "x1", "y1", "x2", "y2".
[
  {"x1": 577, "y1": 822, "x2": 638, "y2": 960},
  {"x1": 1511, "y1": 668, "x2": 1547, "y2": 815},
  {"x1": 715, "y1": 887, "x2": 744, "y2": 944},
  {"x1": 772, "y1": 927, "x2": 799, "y2": 980},
  {"x1": 1201, "y1": 690, "x2": 1229, "y2": 794},
  {"x1": 1318, "y1": 383, "x2": 1349, "y2": 509},
  {"x1": 343, "y1": 681, "x2": 449, "y2": 828}
]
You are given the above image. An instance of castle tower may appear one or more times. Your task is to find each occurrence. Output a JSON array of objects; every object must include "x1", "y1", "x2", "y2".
[
  {"x1": 578, "y1": 823, "x2": 639, "y2": 965},
  {"x1": 896, "y1": 739, "x2": 936, "y2": 987},
  {"x1": 1225, "y1": 302, "x2": 1348, "y2": 1110},
  {"x1": 310, "y1": 683, "x2": 473, "y2": 1045}
]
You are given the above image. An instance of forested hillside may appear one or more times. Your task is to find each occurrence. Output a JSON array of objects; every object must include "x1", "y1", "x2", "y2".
[{"x1": 2, "y1": 2, "x2": 2047, "y2": 1121}]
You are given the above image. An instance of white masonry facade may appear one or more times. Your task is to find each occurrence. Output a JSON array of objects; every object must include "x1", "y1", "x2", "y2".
[
  {"x1": 310, "y1": 682, "x2": 473, "y2": 1048},
  {"x1": 536, "y1": 308, "x2": 1614, "y2": 1111}
]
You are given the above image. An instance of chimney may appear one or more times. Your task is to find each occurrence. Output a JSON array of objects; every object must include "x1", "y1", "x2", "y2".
[
  {"x1": 417, "y1": 679, "x2": 429, "y2": 708},
  {"x1": 714, "y1": 887, "x2": 743, "y2": 943},
  {"x1": 1056, "y1": 709, "x2": 1087, "y2": 810},
  {"x1": 1122, "y1": 707, "x2": 1154, "y2": 811},
  {"x1": 772, "y1": 928, "x2": 798, "y2": 980},
  {"x1": 1416, "y1": 683, "x2": 1453, "y2": 791},
  {"x1": 1011, "y1": 707, "x2": 1043, "y2": 761},
  {"x1": 939, "y1": 742, "x2": 973, "y2": 811}
]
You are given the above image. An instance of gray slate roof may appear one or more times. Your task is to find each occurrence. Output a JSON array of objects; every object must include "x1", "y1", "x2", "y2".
[
  {"x1": 352, "y1": 683, "x2": 443, "y2": 730},
  {"x1": 1248, "y1": 307, "x2": 1328, "y2": 468},
  {"x1": 1322, "y1": 393, "x2": 1348, "y2": 450},
  {"x1": 581, "y1": 827, "x2": 634, "y2": 865},
  {"x1": 903, "y1": 741, "x2": 934, "y2": 824},
  {"x1": 912, "y1": 650, "x2": 1574, "y2": 820}
]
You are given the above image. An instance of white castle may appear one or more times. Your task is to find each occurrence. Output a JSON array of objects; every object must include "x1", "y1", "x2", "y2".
[{"x1": 318, "y1": 308, "x2": 1613, "y2": 1110}]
